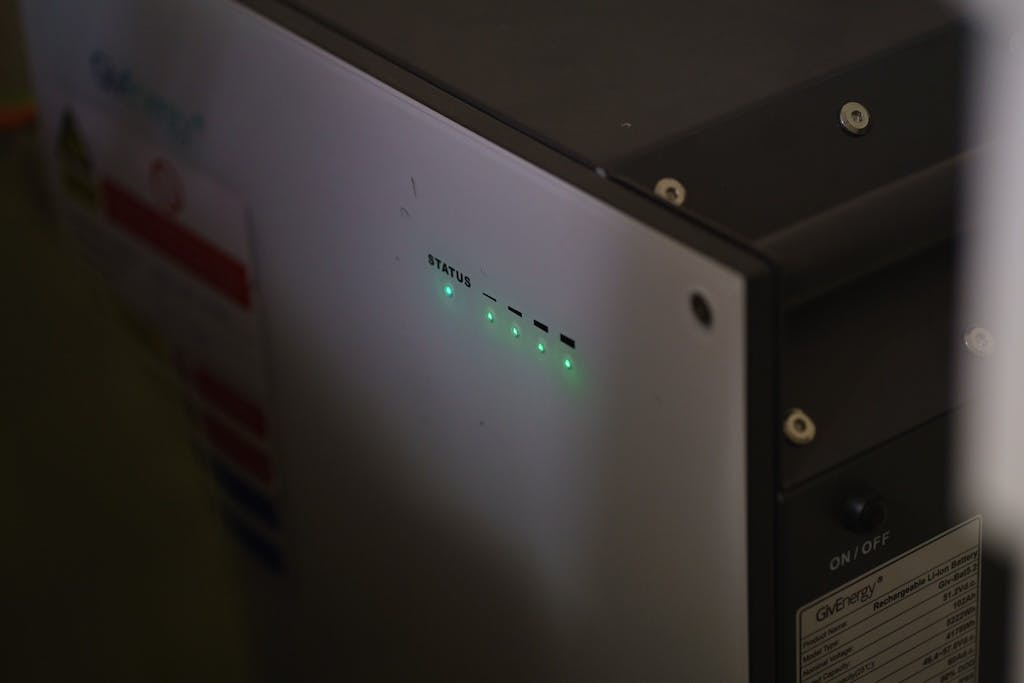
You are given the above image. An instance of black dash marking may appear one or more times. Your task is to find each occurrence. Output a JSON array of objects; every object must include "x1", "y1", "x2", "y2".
[
  {"x1": 560, "y1": 334, "x2": 576, "y2": 349},
  {"x1": 533, "y1": 320, "x2": 548, "y2": 332},
  {"x1": 411, "y1": 177, "x2": 417, "y2": 197},
  {"x1": 400, "y1": 207, "x2": 410, "y2": 218},
  {"x1": 507, "y1": 306, "x2": 523, "y2": 317},
  {"x1": 482, "y1": 292, "x2": 497, "y2": 302}
]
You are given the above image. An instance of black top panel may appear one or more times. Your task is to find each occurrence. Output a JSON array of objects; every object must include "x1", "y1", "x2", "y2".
[
  {"x1": 283, "y1": 0, "x2": 956, "y2": 166},
  {"x1": 616, "y1": 28, "x2": 965, "y2": 239},
  {"x1": 614, "y1": 25, "x2": 967, "y2": 302}
]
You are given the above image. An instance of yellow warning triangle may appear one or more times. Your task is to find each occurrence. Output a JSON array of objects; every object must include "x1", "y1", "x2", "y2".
[
  {"x1": 56, "y1": 108, "x2": 98, "y2": 207},
  {"x1": 57, "y1": 109, "x2": 92, "y2": 172}
]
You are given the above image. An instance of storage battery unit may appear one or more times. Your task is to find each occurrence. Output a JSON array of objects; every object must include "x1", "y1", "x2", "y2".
[{"x1": 20, "y1": 0, "x2": 1010, "y2": 680}]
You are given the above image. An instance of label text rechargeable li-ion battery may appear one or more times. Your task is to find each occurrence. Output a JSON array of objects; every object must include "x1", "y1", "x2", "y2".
[{"x1": 797, "y1": 518, "x2": 981, "y2": 683}]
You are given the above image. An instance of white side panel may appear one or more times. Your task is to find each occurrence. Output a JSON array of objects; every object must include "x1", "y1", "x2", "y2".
[
  {"x1": 959, "y1": 3, "x2": 1024, "y2": 680},
  {"x1": 21, "y1": 1, "x2": 750, "y2": 680}
]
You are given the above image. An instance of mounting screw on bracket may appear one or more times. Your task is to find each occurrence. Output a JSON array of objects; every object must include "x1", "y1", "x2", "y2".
[
  {"x1": 839, "y1": 101, "x2": 871, "y2": 136},
  {"x1": 654, "y1": 177, "x2": 687, "y2": 206},
  {"x1": 784, "y1": 408, "x2": 817, "y2": 446},
  {"x1": 963, "y1": 326, "x2": 994, "y2": 357}
]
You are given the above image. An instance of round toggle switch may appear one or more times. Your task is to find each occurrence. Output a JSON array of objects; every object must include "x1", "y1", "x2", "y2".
[{"x1": 842, "y1": 490, "x2": 887, "y2": 533}]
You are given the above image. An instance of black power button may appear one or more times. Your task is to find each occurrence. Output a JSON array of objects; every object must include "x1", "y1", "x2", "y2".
[{"x1": 842, "y1": 490, "x2": 887, "y2": 533}]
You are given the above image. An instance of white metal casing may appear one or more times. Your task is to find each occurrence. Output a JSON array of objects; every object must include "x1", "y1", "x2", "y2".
[{"x1": 20, "y1": 1, "x2": 752, "y2": 679}]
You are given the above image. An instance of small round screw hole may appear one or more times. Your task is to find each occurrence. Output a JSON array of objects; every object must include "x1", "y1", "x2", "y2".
[{"x1": 691, "y1": 293, "x2": 713, "y2": 328}]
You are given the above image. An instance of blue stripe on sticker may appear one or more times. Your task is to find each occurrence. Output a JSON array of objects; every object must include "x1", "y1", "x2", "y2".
[
  {"x1": 211, "y1": 458, "x2": 278, "y2": 527},
  {"x1": 223, "y1": 511, "x2": 284, "y2": 574}
]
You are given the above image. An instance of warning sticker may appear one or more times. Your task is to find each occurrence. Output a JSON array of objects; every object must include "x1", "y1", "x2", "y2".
[
  {"x1": 50, "y1": 99, "x2": 266, "y2": 389},
  {"x1": 797, "y1": 518, "x2": 982, "y2": 683}
]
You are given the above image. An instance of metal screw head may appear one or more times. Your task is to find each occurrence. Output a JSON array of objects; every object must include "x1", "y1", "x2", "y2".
[
  {"x1": 963, "y1": 326, "x2": 994, "y2": 357},
  {"x1": 839, "y1": 101, "x2": 871, "y2": 136},
  {"x1": 654, "y1": 177, "x2": 687, "y2": 206},
  {"x1": 784, "y1": 408, "x2": 817, "y2": 446}
]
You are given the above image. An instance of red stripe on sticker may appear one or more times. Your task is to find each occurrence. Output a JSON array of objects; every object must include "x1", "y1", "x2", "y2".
[
  {"x1": 203, "y1": 413, "x2": 272, "y2": 486},
  {"x1": 100, "y1": 179, "x2": 251, "y2": 308},
  {"x1": 194, "y1": 368, "x2": 267, "y2": 437}
]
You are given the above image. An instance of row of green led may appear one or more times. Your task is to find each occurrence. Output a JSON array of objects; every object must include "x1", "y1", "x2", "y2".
[{"x1": 443, "y1": 283, "x2": 573, "y2": 370}]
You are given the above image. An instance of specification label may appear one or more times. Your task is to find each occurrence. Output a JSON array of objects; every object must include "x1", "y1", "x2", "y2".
[{"x1": 797, "y1": 518, "x2": 982, "y2": 683}]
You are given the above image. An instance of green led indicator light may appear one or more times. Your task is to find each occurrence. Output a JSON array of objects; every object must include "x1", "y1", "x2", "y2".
[
  {"x1": 486, "y1": 311, "x2": 495, "y2": 323},
  {"x1": 563, "y1": 358, "x2": 573, "y2": 370},
  {"x1": 443, "y1": 284, "x2": 454, "y2": 298},
  {"x1": 537, "y1": 342, "x2": 546, "y2": 353},
  {"x1": 511, "y1": 325, "x2": 520, "y2": 338}
]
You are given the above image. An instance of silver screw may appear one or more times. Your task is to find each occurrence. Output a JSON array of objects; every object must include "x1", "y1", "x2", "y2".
[
  {"x1": 839, "y1": 101, "x2": 871, "y2": 136},
  {"x1": 654, "y1": 177, "x2": 687, "y2": 206},
  {"x1": 784, "y1": 408, "x2": 817, "y2": 446},
  {"x1": 963, "y1": 326, "x2": 994, "y2": 357}
]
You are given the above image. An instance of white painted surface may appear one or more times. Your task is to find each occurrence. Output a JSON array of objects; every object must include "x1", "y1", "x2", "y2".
[{"x1": 959, "y1": 2, "x2": 1024, "y2": 680}]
